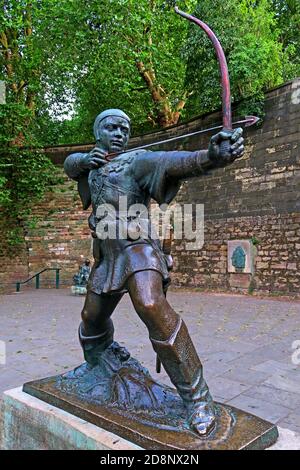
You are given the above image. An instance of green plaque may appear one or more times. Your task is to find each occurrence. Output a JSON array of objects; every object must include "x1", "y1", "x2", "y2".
[{"x1": 231, "y1": 246, "x2": 246, "y2": 271}]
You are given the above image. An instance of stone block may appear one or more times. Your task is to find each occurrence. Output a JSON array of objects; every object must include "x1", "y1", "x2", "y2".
[
  {"x1": 0, "y1": 387, "x2": 141, "y2": 450},
  {"x1": 229, "y1": 273, "x2": 252, "y2": 289},
  {"x1": 1, "y1": 387, "x2": 299, "y2": 450}
]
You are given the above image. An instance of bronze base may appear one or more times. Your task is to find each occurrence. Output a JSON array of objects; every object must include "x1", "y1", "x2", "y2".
[{"x1": 23, "y1": 376, "x2": 278, "y2": 450}]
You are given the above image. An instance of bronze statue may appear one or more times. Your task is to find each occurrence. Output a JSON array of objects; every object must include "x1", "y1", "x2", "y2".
[
  {"x1": 73, "y1": 259, "x2": 91, "y2": 287},
  {"x1": 22, "y1": 9, "x2": 279, "y2": 449},
  {"x1": 64, "y1": 108, "x2": 244, "y2": 436}
]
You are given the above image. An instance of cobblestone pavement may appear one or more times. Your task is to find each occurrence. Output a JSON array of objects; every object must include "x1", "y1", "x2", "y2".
[{"x1": 1, "y1": 289, "x2": 300, "y2": 433}]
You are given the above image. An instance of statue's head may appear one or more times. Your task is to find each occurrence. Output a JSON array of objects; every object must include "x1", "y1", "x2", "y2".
[{"x1": 93, "y1": 109, "x2": 131, "y2": 154}]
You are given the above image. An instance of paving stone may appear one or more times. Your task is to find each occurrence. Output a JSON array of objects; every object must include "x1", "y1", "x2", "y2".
[
  {"x1": 220, "y1": 366, "x2": 271, "y2": 386},
  {"x1": 202, "y1": 350, "x2": 242, "y2": 364},
  {"x1": 244, "y1": 384, "x2": 300, "y2": 410},
  {"x1": 0, "y1": 369, "x2": 34, "y2": 395},
  {"x1": 227, "y1": 343, "x2": 295, "y2": 369},
  {"x1": 251, "y1": 359, "x2": 298, "y2": 374},
  {"x1": 278, "y1": 421, "x2": 300, "y2": 434},
  {"x1": 267, "y1": 427, "x2": 300, "y2": 450},
  {"x1": 206, "y1": 376, "x2": 252, "y2": 401},
  {"x1": 264, "y1": 372, "x2": 300, "y2": 394},
  {"x1": 279, "y1": 412, "x2": 300, "y2": 429},
  {"x1": 227, "y1": 395, "x2": 291, "y2": 424},
  {"x1": 1, "y1": 288, "x2": 300, "y2": 433}
]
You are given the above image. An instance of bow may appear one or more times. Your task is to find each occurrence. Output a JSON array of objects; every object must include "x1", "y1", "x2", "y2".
[
  {"x1": 174, "y1": 6, "x2": 249, "y2": 155},
  {"x1": 105, "y1": 116, "x2": 258, "y2": 161},
  {"x1": 175, "y1": 6, "x2": 231, "y2": 130},
  {"x1": 156, "y1": 7, "x2": 253, "y2": 374},
  {"x1": 105, "y1": 6, "x2": 259, "y2": 163}
]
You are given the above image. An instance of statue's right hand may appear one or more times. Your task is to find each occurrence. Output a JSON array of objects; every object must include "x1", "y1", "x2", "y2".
[{"x1": 81, "y1": 148, "x2": 107, "y2": 170}]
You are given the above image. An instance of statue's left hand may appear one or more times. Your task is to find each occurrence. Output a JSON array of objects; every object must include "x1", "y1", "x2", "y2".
[
  {"x1": 81, "y1": 147, "x2": 107, "y2": 170},
  {"x1": 208, "y1": 127, "x2": 244, "y2": 167}
]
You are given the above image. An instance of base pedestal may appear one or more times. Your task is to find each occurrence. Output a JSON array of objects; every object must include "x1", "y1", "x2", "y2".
[
  {"x1": 23, "y1": 375, "x2": 278, "y2": 450},
  {"x1": 1, "y1": 387, "x2": 141, "y2": 450},
  {"x1": 71, "y1": 286, "x2": 87, "y2": 295},
  {"x1": 2, "y1": 387, "x2": 299, "y2": 450}
]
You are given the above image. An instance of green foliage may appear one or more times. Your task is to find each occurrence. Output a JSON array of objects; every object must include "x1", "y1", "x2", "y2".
[
  {"x1": 2, "y1": 0, "x2": 298, "y2": 147},
  {"x1": 0, "y1": 145, "x2": 59, "y2": 247},
  {"x1": 250, "y1": 236, "x2": 260, "y2": 246},
  {"x1": 0, "y1": 0, "x2": 299, "y2": 251},
  {"x1": 271, "y1": 0, "x2": 300, "y2": 80},
  {"x1": 34, "y1": 0, "x2": 300, "y2": 143},
  {"x1": 0, "y1": 1, "x2": 60, "y2": 247},
  {"x1": 37, "y1": 0, "x2": 197, "y2": 140},
  {"x1": 184, "y1": 0, "x2": 285, "y2": 118}
]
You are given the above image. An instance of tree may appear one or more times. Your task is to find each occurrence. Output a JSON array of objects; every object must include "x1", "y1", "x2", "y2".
[
  {"x1": 41, "y1": 0, "x2": 299, "y2": 143},
  {"x1": 0, "y1": 0, "x2": 58, "y2": 249},
  {"x1": 35, "y1": 0, "x2": 198, "y2": 142},
  {"x1": 1, "y1": 0, "x2": 299, "y2": 149},
  {"x1": 0, "y1": 0, "x2": 41, "y2": 145},
  {"x1": 271, "y1": 0, "x2": 300, "y2": 80},
  {"x1": 184, "y1": 0, "x2": 285, "y2": 118}
]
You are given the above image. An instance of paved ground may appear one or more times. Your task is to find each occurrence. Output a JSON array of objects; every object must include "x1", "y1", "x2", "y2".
[{"x1": 1, "y1": 288, "x2": 300, "y2": 433}]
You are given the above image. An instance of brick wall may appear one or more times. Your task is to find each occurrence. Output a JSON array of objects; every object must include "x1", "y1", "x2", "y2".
[
  {"x1": 170, "y1": 214, "x2": 300, "y2": 295},
  {"x1": 170, "y1": 78, "x2": 300, "y2": 295},
  {"x1": 24, "y1": 174, "x2": 92, "y2": 288},
  {"x1": 0, "y1": 174, "x2": 91, "y2": 292},
  {"x1": 1, "y1": 78, "x2": 299, "y2": 295}
]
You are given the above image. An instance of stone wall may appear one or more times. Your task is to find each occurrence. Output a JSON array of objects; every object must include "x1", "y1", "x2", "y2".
[
  {"x1": 0, "y1": 174, "x2": 91, "y2": 292},
  {"x1": 171, "y1": 78, "x2": 300, "y2": 295},
  {"x1": 1, "y1": 78, "x2": 299, "y2": 295},
  {"x1": 0, "y1": 243, "x2": 29, "y2": 292},
  {"x1": 24, "y1": 174, "x2": 92, "y2": 288},
  {"x1": 170, "y1": 213, "x2": 300, "y2": 295}
]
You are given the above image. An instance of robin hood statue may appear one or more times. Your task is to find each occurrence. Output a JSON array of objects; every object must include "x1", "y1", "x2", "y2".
[
  {"x1": 64, "y1": 108, "x2": 244, "y2": 436},
  {"x1": 23, "y1": 8, "x2": 278, "y2": 449}
]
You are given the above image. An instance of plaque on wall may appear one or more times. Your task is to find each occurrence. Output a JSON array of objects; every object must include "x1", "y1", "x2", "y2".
[{"x1": 227, "y1": 239, "x2": 256, "y2": 274}]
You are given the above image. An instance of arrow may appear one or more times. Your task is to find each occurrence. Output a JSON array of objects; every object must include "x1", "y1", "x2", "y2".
[{"x1": 105, "y1": 115, "x2": 259, "y2": 160}]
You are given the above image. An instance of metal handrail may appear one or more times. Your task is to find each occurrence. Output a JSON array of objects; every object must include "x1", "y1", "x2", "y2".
[{"x1": 16, "y1": 268, "x2": 61, "y2": 292}]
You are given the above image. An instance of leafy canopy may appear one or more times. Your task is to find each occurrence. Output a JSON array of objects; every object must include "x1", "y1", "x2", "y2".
[{"x1": 1, "y1": 0, "x2": 300, "y2": 249}]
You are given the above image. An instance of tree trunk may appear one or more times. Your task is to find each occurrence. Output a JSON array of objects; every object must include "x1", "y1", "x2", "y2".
[{"x1": 135, "y1": 59, "x2": 186, "y2": 128}]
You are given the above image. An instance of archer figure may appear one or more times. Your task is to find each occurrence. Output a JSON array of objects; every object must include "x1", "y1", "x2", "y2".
[{"x1": 64, "y1": 108, "x2": 244, "y2": 435}]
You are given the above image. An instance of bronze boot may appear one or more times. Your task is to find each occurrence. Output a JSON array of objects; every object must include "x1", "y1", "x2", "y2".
[
  {"x1": 78, "y1": 320, "x2": 114, "y2": 367},
  {"x1": 151, "y1": 318, "x2": 215, "y2": 436}
]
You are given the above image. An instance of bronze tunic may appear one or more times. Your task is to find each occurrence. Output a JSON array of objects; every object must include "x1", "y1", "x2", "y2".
[{"x1": 64, "y1": 148, "x2": 207, "y2": 295}]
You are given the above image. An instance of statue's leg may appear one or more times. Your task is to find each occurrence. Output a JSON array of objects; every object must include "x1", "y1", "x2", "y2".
[
  {"x1": 127, "y1": 270, "x2": 215, "y2": 436},
  {"x1": 79, "y1": 290, "x2": 123, "y2": 366}
]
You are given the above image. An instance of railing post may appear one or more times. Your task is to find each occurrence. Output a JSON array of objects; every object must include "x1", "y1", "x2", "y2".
[
  {"x1": 36, "y1": 274, "x2": 40, "y2": 289},
  {"x1": 16, "y1": 282, "x2": 20, "y2": 293},
  {"x1": 56, "y1": 269, "x2": 60, "y2": 289}
]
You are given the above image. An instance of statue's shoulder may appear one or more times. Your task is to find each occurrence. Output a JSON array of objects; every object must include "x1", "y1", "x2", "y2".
[
  {"x1": 65, "y1": 151, "x2": 86, "y2": 162},
  {"x1": 107, "y1": 149, "x2": 148, "y2": 170},
  {"x1": 118, "y1": 148, "x2": 147, "y2": 161}
]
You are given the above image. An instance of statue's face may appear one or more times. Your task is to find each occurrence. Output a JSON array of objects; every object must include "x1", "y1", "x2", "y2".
[{"x1": 98, "y1": 116, "x2": 130, "y2": 154}]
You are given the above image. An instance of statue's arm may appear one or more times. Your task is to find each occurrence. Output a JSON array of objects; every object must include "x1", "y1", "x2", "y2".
[
  {"x1": 64, "y1": 153, "x2": 89, "y2": 180},
  {"x1": 64, "y1": 148, "x2": 107, "y2": 180},
  {"x1": 164, "y1": 128, "x2": 245, "y2": 180},
  {"x1": 132, "y1": 149, "x2": 213, "y2": 206},
  {"x1": 163, "y1": 149, "x2": 213, "y2": 179},
  {"x1": 133, "y1": 129, "x2": 244, "y2": 205}
]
